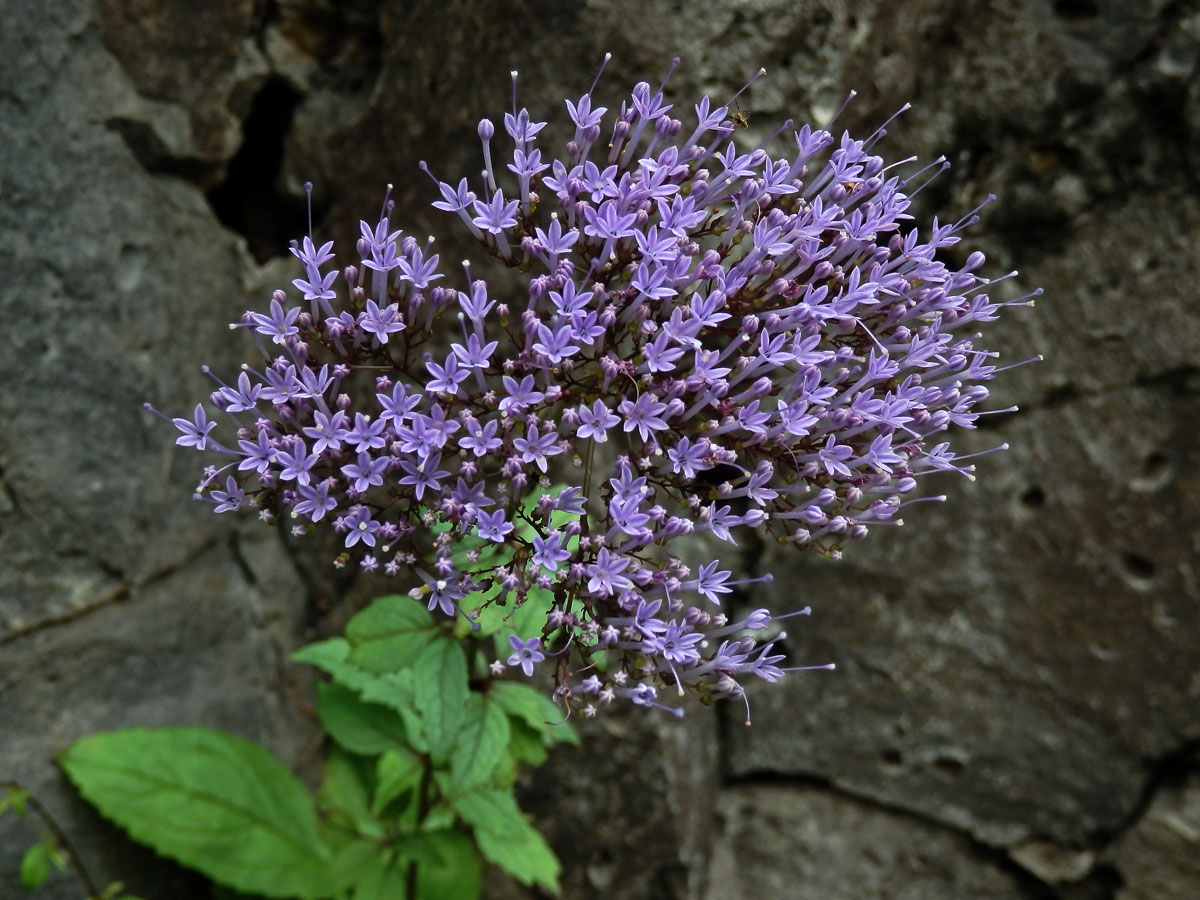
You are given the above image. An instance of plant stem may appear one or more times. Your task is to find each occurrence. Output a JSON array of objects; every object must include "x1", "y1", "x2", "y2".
[
  {"x1": 1, "y1": 780, "x2": 103, "y2": 899},
  {"x1": 405, "y1": 762, "x2": 435, "y2": 900}
]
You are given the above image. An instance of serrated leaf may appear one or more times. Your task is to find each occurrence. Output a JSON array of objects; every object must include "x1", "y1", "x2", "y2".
[
  {"x1": 411, "y1": 637, "x2": 469, "y2": 764},
  {"x1": 20, "y1": 843, "x2": 51, "y2": 889},
  {"x1": 317, "y1": 681, "x2": 409, "y2": 756},
  {"x1": 412, "y1": 829, "x2": 482, "y2": 900},
  {"x1": 420, "y1": 802, "x2": 458, "y2": 832},
  {"x1": 292, "y1": 638, "x2": 381, "y2": 696},
  {"x1": 489, "y1": 682, "x2": 578, "y2": 745},
  {"x1": 321, "y1": 836, "x2": 382, "y2": 895},
  {"x1": 357, "y1": 669, "x2": 416, "y2": 715},
  {"x1": 447, "y1": 696, "x2": 510, "y2": 794},
  {"x1": 346, "y1": 596, "x2": 439, "y2": 674},
  {"x1": 60, "y1": 728, "x2": 331, "y2": 899},
  {"x1": 319, "y1": 747, "x2": 381, "y2": 840},
  {"x1": 373, "y1": 747, "x2": 424, "y2": 816},
  {"x1": 451, "y1": 788, "x2": 560, "y2": 892},
  {"x1": 505, "y1": 719, "x2": 549, "y2": 767},
  {"x1": 349, "y1": 853, "x2": 407, "y2": 900}
]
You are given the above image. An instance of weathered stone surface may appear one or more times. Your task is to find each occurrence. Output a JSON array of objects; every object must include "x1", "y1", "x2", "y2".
[
  {"x1": 97, "y1": 0, "x2": 268, "y2": 168},
  {"x1": 1109, "y1": 756, "x2": 1200, "y2": 899},
  {"x1": 0, "y1": 530, "x2": 310, "y2": 899},
  {"x1": 5, "y1": 0, "x2": 1200, "y2": 896},
  {"x1": 704, "y1": 784, "x2": 1030, "y2": 899},
  {"x1": 0, "y1": 0, "x2": 272, "y2": 639},
  {"x1": 485, "y1": 707, "x2": 721, "y2": 900}
]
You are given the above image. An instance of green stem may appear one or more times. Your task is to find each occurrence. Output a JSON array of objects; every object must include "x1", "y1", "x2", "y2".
[
  {"x1": 581, "y1": 437, "x2": 596, "y2": 536},
  {"x1": 1, "y1": 781, "x2": 103, "y2": 899},
  {"x1": 405, "y1": 762, "x2": 435, "y2": 900}
]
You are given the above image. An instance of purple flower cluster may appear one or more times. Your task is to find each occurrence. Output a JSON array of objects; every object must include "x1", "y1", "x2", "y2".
[{"x1": 154, "y1": 58, "x2": 1036, "y2": 719}]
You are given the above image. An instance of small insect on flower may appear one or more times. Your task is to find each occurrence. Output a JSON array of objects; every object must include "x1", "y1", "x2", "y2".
[{"x1": 731, "y1": 100, "x2": 751, "y2": 129}]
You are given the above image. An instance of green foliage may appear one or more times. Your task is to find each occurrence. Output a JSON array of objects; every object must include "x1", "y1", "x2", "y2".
[
  {"x1": 0, "y1": 785, "x2": 30, "y2": 818},
  {"x1": 317, "y1": 682, "x2": 410, "y2": 756},
  {"x1": 57, "y1": 586, "x2": 572, "y2": 900},
  {"x1": 18, "y1": 841, "x2": 62, "y2": 889},
  {"x1": 98, "y1": 882, "x2": 146, "y2": 900},
  {"x1": 60, "y1": 728, "x2": 331, "y2": 899},
  {"x1": 410, "y1": 636, "x2": 470, "y2": 764},
  {"x1": 345, "y1": 595, "x2": 439, "y2": 674},
  {"x1": 490, "y1": 681, "x2": 579, "y2": 745},
  {"x1": 447, "y1": 695, "x2": 510, "y2": 793},
  {"x1": 409, "y1": 829, "x2": 482, "y2": 900},
  {"x1": 451, "y1": 788, "x2": 561, "y2": 891}
]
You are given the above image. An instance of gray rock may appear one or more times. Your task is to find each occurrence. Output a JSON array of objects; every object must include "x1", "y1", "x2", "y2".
[
  {"x1": 1109, "y1": 756, "x2": 1200, "y2": 900},
  {"x1": 0, "y1": 531, "x2": 310, "y2": 899},
  {"x1": 703, "y1": 784, "x2": 1031, "y2": 899}
]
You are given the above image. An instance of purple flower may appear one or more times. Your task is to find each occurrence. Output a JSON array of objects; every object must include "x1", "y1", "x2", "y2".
[
  {"x1": 532, "y1": 323, "x2": 580, "y2": 364},
  {"x1": 499, "y1": 375, "x2": 544, "y2": 413},
  {"x1": 451, "y1": 334, "x2": 499, "y2": 369},
  {"x1": 218, "y1": 372, "x2": 263, "y2": 413},
  {"x1": 618, "y1": 394, "x2": 669, "y2": 443},
  {"x1": 586, "y1": 548, "x2": 633, "y2": 597},
  {"x1": 514, "y1": 424, "x2": 563, "y2": 473},
  {"x1": 172, "y1": 404, "x2": 216, "y2": 450},
  {"x1": 276, "y1": 444, "x2": 318, "y2": 486},
  {"x1": 237, "y1": 429, "x2": 277, "y2": 474},
  {"x1": 472, "y1": 189, "x2": 520, "y2": 234},
  {"x1": 458, "y1": 418, "x2": 503, "y2": 457},
  {"x1": 507, "y1": 635, "x2": 545, "y2": 676},
  {"x1": 425, "y1": 354, "x2": 469, "y2": 395},
  {"x1": 293, "y1": 481, "x2": 336, "y2": 522},
  {"x1": 210, "y1": 476, "x2": 244, "y2": 513},
  {"x1": 303, "y1": 410, "x2": 349, "y2": 455},
  {"x1": 341, "y1": 452, "x2": 388, "y2": 492},
  {"x1": 576, "y1": 400, "x2": 618, "y2": 442},
  {"x1": 291, "y1": 236, "x2": 335, "y2": 271},
  {"x1": 475, "y1": 509, "x2": 513, "y2": 542},
  {"x1": 161, "y1": 60, "x2": 1033, "y2": 718},
  {"x1": 345, "y1": 413, "x2": 388, "y2": 453},
  {"x1": 692, "y1": 561, "x2": 732, "y2": 604},
  {"x1": 532, "y1": 533, "x2": 571, "y2": 572},
  {"x1": 398, "y1": 453, "x2": 450, "y2": 500},
  {"x1": 360, "y1": 299, "x2": 406, "y2": 343},
  {"x1": 249, "y1": 297, "x2": 301, "y2": 345},
  {"x1": 292, "y1": 268, "x2": 337, "y2": 305},
  {"x1": 342, "y1": 505, "x2": 380, "y2": 548}
]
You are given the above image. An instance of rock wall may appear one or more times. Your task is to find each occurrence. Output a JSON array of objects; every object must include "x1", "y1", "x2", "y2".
[{"x1": 2, "y1": 1, "x2": 1197, "y2": 898}]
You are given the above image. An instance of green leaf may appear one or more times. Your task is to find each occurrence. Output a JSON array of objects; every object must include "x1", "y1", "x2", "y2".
[
  {"x1": 1, "y1": 785, "x2": 30, "y2": 817},
  {"x1": 349, "y1": 853, "x2": 407, "y2": 900},
  {"x1": 357, "y1": 669, "x2": 416, "y2": 715},
  {"x1": 322, "y1": 836, "x2": 384, "y2": 895},
  {"x1": 60, "y1": 728, "x2": 331, "y2": 899},
  {"x1": 412, "y1": 829, "x2": 482, "y2": 900},
  {"x1": 19, "y1": 843, "x2": 51, "y2": 889},
  {"x1": 490, "y1": 587, "x2": 556, "y2": 659},
  {"x1": 447, "y1": 696, "x2": 510, "y2": 794},
  {"x1": 346, "y1": 596, "x2": 439, "y2": 674},
  {"x1": 411, "y1": 637, "x2": 469, "y2": 764},
  {"x1": 373, "y1": 747, "x2": 424, "y2": 816},
  {"x1": 489, "y1": 682, "x2": 578, "y2": 745},
  {"x1": 451, "y1": 788, "x2": 560, "y2": 892},
  {"x1": 319, "y1": 747, "x2": 382, "y2": 840},
  {"x1": 505, "y1": 719, "x2": 549, "y2": 767},
  {"x1": 420, "y1": 802, "x2": 458, "y2": 832},
  {"x1": 292, "y1": 638, "x2": 381, "y2": 696},
  {"x1": 317, "y1": 681, "x2": 410, "y2": 756}
]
